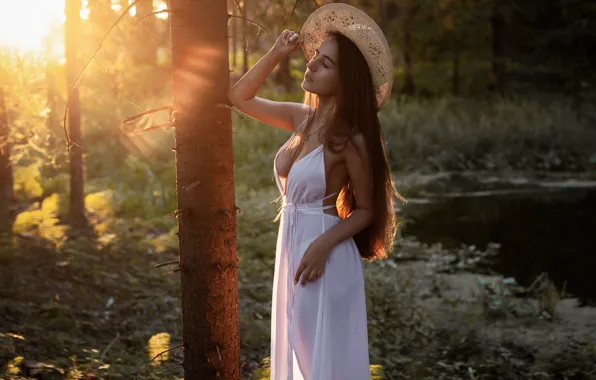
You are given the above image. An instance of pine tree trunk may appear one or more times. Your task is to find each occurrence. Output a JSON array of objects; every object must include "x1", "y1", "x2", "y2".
[
  {"x1": 490, "y1": 3, "x2": 506, "y2": 93},
  {"x1": 231, "y1": 0, "x2": 237, "y2": 70},
  {"x1": 273, "y1": 56, "x2": 293, "y2": 92},
  {"x1": 242, "y1": 0, "x2": 248, "y2": 74},
  {"x1": 452, "y1": 54, "x2": 460, "y2": 95},
  {"x1": 88, "y1": 0, "x2": 112, "y2": 29},
  {"x1": 170, "y1": 0, "x2": 240, "y2": 379},
  {"x1": 0, "y1": 87, "x2": 12, "y2": 234},
  {"x1": 66, "y1": 0, "x2": 87, "y2": 227},
  {"x1": 400, "y1": 2, "x2": 416, "y2": 95},
  {"x1": 136, "y1": 0, "x2": 157, "y2": 66}
]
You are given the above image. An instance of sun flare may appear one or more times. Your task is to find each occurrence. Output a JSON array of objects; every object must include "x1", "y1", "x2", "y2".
[
  {"x1": 0, "y1": 0, "x2": 65, "y2": 52},
  {"x1": 0, "y1": 0, "x2": 169, "y2": 54}
]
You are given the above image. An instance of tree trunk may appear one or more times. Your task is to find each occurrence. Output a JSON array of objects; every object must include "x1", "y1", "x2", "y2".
[
  {"x1": 231, "y1": 0, "x2": 237, "y2": 70},
  {"x1": 401, "y1": 29, "x2": 415, "y2": 95},
  {"x1": 242, "y1": 0, "x2": 248, "y2": 74},
  {"x1": 273, "y1": 56, "x2": 293, "y2": 92},
  {"x1": 66, "y1": 0, "x2": 87, "y2": 227},
  {"x1": 452, "y1": 53, "x2": 460, "y2": 95},
  {"x1": 88, "y1": 0, "x2": 112, "y2": 29},
  {"x1": 136, "y1": 0, "x2": 157, "y2": 66},
  {"x1": 490, "y1": 3, "x2": 506, "y2": 93},
  {"x1": 400, "y1": 2, "x2": 416, "y2": 95},
  {"x1": 0, "y1": 87, "x2": 12, "y2": 234},
  {"x1": 170, "y1": 1, "x2": 240, "y2": 379}
]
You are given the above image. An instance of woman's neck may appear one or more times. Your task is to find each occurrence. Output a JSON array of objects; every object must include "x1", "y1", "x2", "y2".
[{"x1": 314, "y1": 95, "x2": 335, "y2": 125}]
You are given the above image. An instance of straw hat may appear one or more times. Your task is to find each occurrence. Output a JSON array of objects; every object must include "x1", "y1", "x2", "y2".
[{"x1": 300, "y1": 3, "x2": 395, "y2": 110}]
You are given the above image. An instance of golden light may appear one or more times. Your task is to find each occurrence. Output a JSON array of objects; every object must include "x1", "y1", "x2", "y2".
[
  {"x1": 0, "y1": 0, "x2": 65, "y2": 52},
  {"x1": 0, "y1": 0, "x2": 169, "y2": 54}
]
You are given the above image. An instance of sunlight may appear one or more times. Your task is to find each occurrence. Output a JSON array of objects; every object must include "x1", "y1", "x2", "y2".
[{"x1": 0, "y1": 0, "x2": 64, "y2": 52}]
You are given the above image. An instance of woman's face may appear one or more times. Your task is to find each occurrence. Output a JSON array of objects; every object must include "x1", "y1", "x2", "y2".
[{"x1": 302, "y1": 37, "x2": 339, "y2": 97}]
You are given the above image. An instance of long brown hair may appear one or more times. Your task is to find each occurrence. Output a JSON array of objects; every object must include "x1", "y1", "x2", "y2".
[{"x1": 290, "y1": 31, "x2": 405, "y2": 261}]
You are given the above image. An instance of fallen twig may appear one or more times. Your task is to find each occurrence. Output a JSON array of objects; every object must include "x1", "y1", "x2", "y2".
[{"x1": 134, "y1": 344, "x2": 184, "y2": 380}]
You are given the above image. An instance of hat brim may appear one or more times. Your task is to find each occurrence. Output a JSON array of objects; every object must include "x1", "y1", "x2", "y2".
[{"x1": 299, "y1": 3, "x2": 394, "y2": 110}]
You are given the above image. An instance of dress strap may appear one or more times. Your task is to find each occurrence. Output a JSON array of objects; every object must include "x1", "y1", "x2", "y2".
[{"x1": 321, "y1": 191, "x2": 339, "y2": 201}]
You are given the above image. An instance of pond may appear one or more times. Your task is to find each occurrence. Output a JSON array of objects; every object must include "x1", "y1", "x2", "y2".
[{"x1": 397, "y1": 173, "x2": 596, "y2": 306}]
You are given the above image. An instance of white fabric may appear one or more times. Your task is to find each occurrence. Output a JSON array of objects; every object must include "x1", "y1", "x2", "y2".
[{"x1": 270, "y1": 130, "x2": 371, "y2": 380}]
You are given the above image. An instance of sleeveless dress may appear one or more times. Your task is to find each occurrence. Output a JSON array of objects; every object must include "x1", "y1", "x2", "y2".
[{"x1": 270, "y1": 126, "x2": 371, "y2": 380}]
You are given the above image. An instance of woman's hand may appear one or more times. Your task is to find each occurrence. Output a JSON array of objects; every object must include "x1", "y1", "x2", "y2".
[
  {"x1": 272, "y1": 29, "x2": 302, "y2": 57},
  {"x1": 294, "y1": 239, "x2": 330, "y2": 286}
]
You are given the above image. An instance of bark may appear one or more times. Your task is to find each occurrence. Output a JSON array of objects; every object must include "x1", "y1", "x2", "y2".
[
  {"x1": 170, "y1": 0, "x2": 240, "y2": 379},
  {"x1": 65, "y1": 0, "x2": 88, "y2": 227},
  {"x1": 0, "y1": 87, "x2": 12, "y2": 234}
]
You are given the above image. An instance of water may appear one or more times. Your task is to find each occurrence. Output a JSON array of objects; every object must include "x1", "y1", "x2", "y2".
[{"x1": 399, "y1": 177, "x2": 596, "y2": 306}]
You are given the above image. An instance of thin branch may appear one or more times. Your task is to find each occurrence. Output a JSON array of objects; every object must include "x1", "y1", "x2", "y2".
[
  {"x1": 99, "y1": 333, "x2": 120, "y2": 363},
  {"x1": 227, "y1": 15, "x2": 270, "y2": 35},
  {"x1": 134, "y1": 345, "x2": 184, "y2": 380},
  {"x1": 93, "y1": 58, "x2": 143, "y2": 111},
  {"x1": 122, "y1": 122, "x2": 173, "y2": 135},
  {"x1": 121, "y1": 106, "x2": 172, "y2": 124},
  {"x1": 135, "y1": 9, "x2": 175, "y2": 23},
  {"x1": 62, "y1": 0, "x2": 146, "y2": 149},
  {"x1": 155, "y1": 362, "x2": 183, "y2": 374},
  {"x1": 232, "y1": 0, "x2": 242, "y2": 14},
  {"x1": 282, "y1": 0, "x2": 301, "y2": 27},
  {"x1": 154, "y1": 260, "x2": 180, "y2": 269}
]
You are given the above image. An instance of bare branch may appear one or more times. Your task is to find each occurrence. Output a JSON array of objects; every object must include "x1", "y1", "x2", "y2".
[
  {"x1": 154, "y1": 260, "x2": 180, "y2": 269},
  {"x1": 155, "y1": 362, "x2": 184, "y2": 374},
  {"x1": 99, "y1": 333, "x2": 120, "y2": 363},
  {"x1": 122, "y1": 122, "x2": 173, "y2": 136},
  {"x1": 282, "y1": 0, "x2": 301, "y2": 27},
  {"x1": 134, "y1": 9, "x2": 175, "y2": 23},
  {"x1": 232, "y1": 0, "x2": 242, "y2": 14},
  {"x1": 62, "y1": 0, "x2": 147, "y2": 149},
  {"x1": 227, "y1": 15, "x2": 270, "y2": 35},
  {"x1": 121, "y1": 106, "x2": 173, "y2": 124},
  {"x1": 134, "y1": 345, "x2": 184, "y2": 380},
  {"x1": 93, "y1": 58, "x2": 143, "y2": 111}
]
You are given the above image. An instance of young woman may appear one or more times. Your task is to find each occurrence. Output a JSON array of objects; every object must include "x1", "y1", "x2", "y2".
[{"x1": 228, "y1": 4, "x2": 403, "y2": 379}]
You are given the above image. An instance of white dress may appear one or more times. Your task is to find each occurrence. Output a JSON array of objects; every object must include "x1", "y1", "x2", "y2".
[{"x1": 270, "y1": 128, "x2": 371, "y2": 380}]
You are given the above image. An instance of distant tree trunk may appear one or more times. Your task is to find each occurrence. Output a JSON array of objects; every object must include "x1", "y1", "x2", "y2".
[
  {"x1": 242, "y1": 0, "x2": 248, "y2": 74},
  {"x1": 136, "y1": 0, "x2": 157, "y2": 66},
  {"x1": 401, "y1": 30, "x2": 415, "y2": 94},
  {"x1": 231, "y1": 0, "x2": 237, "y2": 70},
  {"x1": 490, "y1": 3, "x2": 506, "y2": 93},
  {"x1": 88, "y1": 0, "x2": 112, "y2": 29},
  {"x1": 273, "y1": 56, "x2": 293, "y2": 92},
  {"x1": 378, "y1": 0, "x2": 388, "y2": 33},
  {"x1": 0, "y1": 87, "x2": 12, "y2": 234},
  {"x1": 65, "y1": 0, "x2": 88, "y2": 227},
  {"x1": 45, "y1": 62, "x2": 61, "y2": 137},
  {"x1": 170, "y1": 0, "x2": 240, "y2": 379},
  {"x1": 452, "y1": 53, "x2": 460, "y2": 95},
  {"x1": 400, "y1": 2, "x2": 416, "y2": 95}
]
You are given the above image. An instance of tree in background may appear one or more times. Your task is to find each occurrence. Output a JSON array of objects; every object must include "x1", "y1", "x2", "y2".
[
  {"x1": 0, "y1": 86, "x2": 12, "y2": 234},
  {"x1": 170, "y1": 0, "x2": 240, "y2": 378},
  {"x1": 65, "y1": 0, "x2": 88, "y2": 227}
]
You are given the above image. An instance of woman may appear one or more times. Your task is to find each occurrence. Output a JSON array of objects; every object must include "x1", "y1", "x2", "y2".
[{"x1": 228, "y1": 4, "x2": 403, "y2": 379}]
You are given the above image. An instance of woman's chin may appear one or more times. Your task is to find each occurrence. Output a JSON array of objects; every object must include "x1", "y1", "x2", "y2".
[{"x1": 301, "y1": 80, "x2": 314, "y2": 92}]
